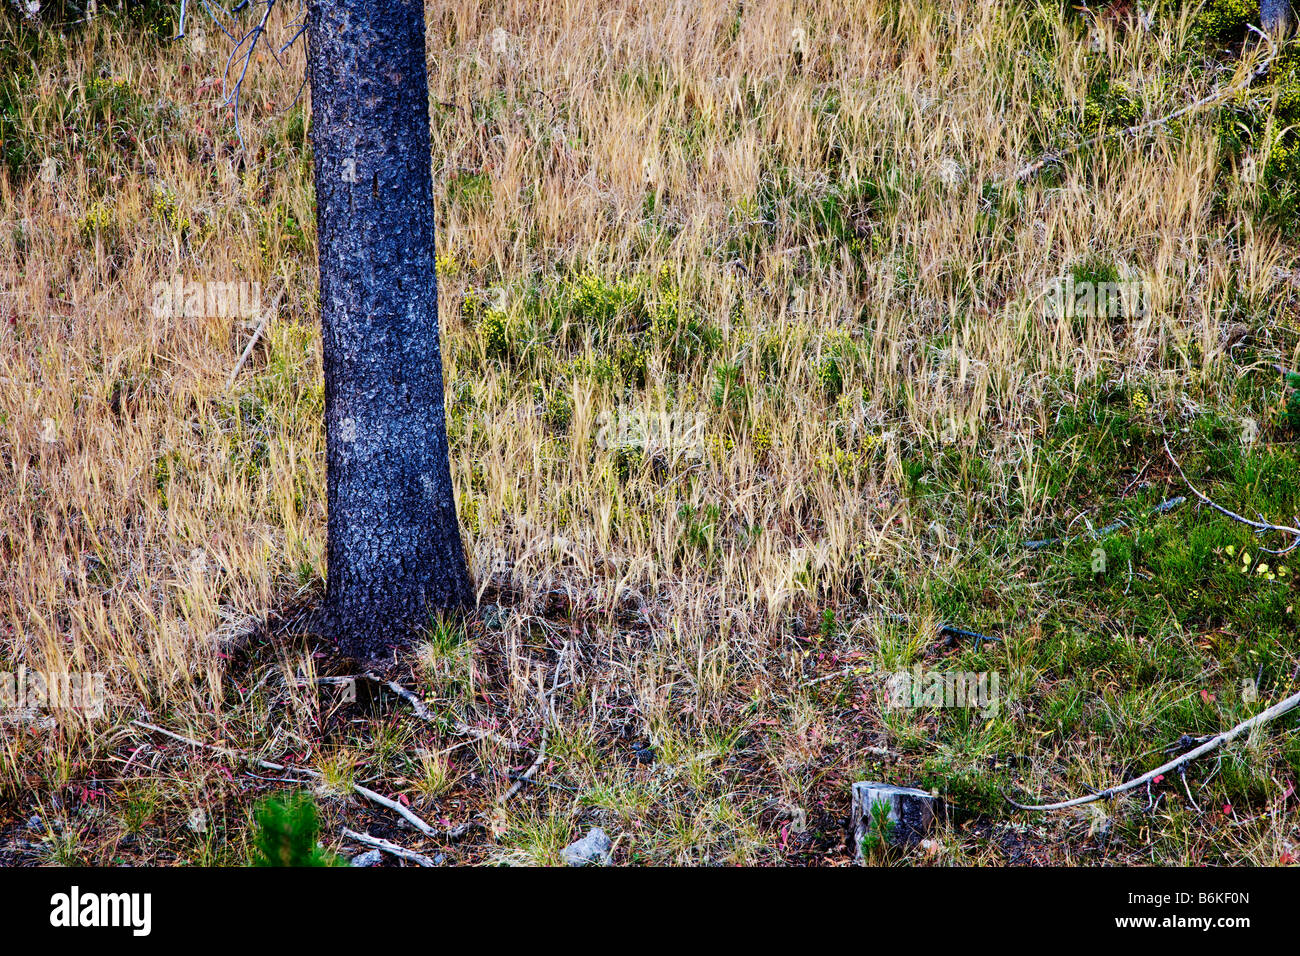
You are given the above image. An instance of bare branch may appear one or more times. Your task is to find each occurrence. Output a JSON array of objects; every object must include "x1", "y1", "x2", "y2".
[
  {"x1": 1010, "y1": 434, "x2": 1300, "y2": 810},
  {"x1": 355, "y1": 672, "x2": 528, "y2": 751},
  {"x1": 1164, "y1": 440, "x2": 1300, "y2": 554},
  {"x1": 1009, "y1": 26, "x2": 1281, "y2": 184},
  {"x1": 1008, "y1": 687, "x2": 1300, "y2": 811},
  {"x1": 129, "y1": 718, "x2": 471, "y2": 841},
  {"x1": 210, "y1": 0, "x2": 306, "y2": 155},
  {"x1": 497, "y1": 647, "x2": 566, "y2": 805},
  {"x1": 340, "y1": 827, "x2": 439, "y2": 867},
  {"x1": 227, "y1": 285, "x2": 285, "y2": 388}
]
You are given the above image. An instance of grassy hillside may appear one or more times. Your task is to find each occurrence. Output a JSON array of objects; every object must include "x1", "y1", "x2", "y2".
[{"x1": 1, "y1": 0, "x2": 1298, "y2": 865}]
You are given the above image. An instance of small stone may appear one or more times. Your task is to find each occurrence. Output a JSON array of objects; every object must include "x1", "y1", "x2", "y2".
[
  {"x1": 561, "y1": 827, "x2": 612, "y2": 866},
  {"x1": 851, "y1": 781, "x2": 940, "y2": 857},
  {"x1": 351, "y1": 849, "x2": 383, "y2": 867},
  {"x1": 26, "y1": 815, "x2": 43, "y2": 832}
]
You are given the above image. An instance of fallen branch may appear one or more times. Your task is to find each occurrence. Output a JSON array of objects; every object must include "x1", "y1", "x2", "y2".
[
  {"x1": 938, "y1": 622, "x2": 1001, "y2": 648},
  {"x1": 1008, "y1": 687, "x2": 1300, "y2": 811},
  {"x1": 356, "y1": 672, "x2": 526, "y2": 751},
  {"x1": 130, "y1": 718, "x2": 468, "y2": 841},
  {"x1": 498, "y1": 722, "x2": 550, "y2": 804},
  {"x1": 883, "y1": 612, "x2": 1002, "y2": 647},
  {"x1": 131, "y1": 719, "x2": 297, "y2": 775},
  {"x1": 227, "y1": 286, "x2": 286, "y2": 388},
  {"x1": 498, "y1": 647, "x2": 566, "y2": 805},
  {"x1": 341, "y1": 827, "x2": 440, "y2": 867},
  {"x1": 349, "y1": 781, "x2": 446, "y2": 838},
  {"x1": 363, "y1": 671, "x2": 434, "y2": 718},
  {"x1": 1009, "y1": 27, "x2": 1279, "y2": 183},
  {"x1": 1024, "y1": 495, "x2": 1185, "y2": 550},
  {"x1": 1164, "y1": 440, "x2": 1300, "y2": 554}
]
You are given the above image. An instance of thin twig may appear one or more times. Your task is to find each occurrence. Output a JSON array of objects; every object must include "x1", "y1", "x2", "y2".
[
  {"x1": 221, "y1": 0, "x2": 280, "y2": 154},
  {"x1": 498, "y1": 648, "x2": 566, "y2": 804},
  {"x1": 498, "y1": 723, "x2": 549, "y2": 803},
  {"x1": 1024, "y1": 495, "x2": 1185, "y2": 550},
  {"x1": 883, "y1": 612, "x2": 1002, "y2": 647},
  {"x1": 131, "y1": 719, "x2": 296, "y2": 774}
]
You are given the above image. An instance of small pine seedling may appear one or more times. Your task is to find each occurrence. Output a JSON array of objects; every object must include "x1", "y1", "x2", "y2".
[
  {"x1": 859, "y1": 797, "x2": 896, "y2": 859},
  {"x1": 1283, "y1": 372, "x2": 1300, "y2": 431},
  {"x1": 249, "y1": 793, "x2": 345, "y2": 867}
]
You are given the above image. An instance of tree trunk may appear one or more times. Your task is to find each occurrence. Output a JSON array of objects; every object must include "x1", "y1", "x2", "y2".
[
  {"x1": 306, "y1": 0, "x2": 472, "y2": 657},
  {"x1": 1261, "y1": 0, "x2": 1295, "y2": 32}
]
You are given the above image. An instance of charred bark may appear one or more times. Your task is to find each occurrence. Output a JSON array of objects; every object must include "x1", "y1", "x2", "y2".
[
  {"x1": 1262, "y1": 0, "x2": 1295, "y2": 32},
  {"x1": 306, "y1": 0, "x2": 472, "y2": 657}
]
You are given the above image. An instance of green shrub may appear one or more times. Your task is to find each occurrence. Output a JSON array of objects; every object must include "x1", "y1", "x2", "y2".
[
  {"x1": 1189, "y1": 0, "x2": 1257, "y2": 45},
  {"x1": 1083, "y1": 79, "x2": 1140, "y2": 133}
]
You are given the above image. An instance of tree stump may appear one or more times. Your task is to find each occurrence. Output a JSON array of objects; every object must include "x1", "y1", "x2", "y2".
[{"x1": 852, "y1": 782, "x2": 939, "y2": 857}]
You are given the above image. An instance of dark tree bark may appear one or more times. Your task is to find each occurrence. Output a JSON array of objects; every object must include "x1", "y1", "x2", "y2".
[
  {"x1": 306, "y1": 0, "x2": 472, "y2": 657},
  {"x1": 1262, "y1": 0, "x2": 1295, "y2": 32}
]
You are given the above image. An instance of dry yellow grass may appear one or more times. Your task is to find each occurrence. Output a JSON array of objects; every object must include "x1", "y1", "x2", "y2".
[{"x1": 1, "y1": 1, "x2": 1298, "y2": 864}]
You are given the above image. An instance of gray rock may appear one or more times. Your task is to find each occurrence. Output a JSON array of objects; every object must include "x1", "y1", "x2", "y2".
[
  {"x1": 482, "y1": 603, "x2": 508, "y2": 631},
  {"x1": 350, "y1": 849, "x2": 383, "y2": 867},
  {"x1": 851, "y1": 781, "x2": 939, "y2": 857},
  {"x1": 561, "y1": 827, "x2": 612, "y2": 866}
]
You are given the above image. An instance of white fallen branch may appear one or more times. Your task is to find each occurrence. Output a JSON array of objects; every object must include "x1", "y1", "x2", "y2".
[
  {"x1": 130, "y1": 718, "x2": 470, "y2": 840},
  {"x1": 349, "y1": 781, "x2": 444, "y2": 837},
  {"x1": 357, "y1": 672, "x2": 526, "y2": 751},
  {"x1": 227, "y1": 286, "x2": 286, "y2": 388},
  {"x1": 1009, "y1": 27, "x2": 1280, "y2": 183},
  {"x1": 1165, "y1": 440, "x2": 1300, "y2": 554},
  {"x1": 341, "y1": 827, "x2": 439, "y2": 867},
  {"x1": 497, "y1": 649, "x2": 565, "y2": 805},
  {"x1": 1010, "y1": 683, "x2": 1300, "y2": 811},
  {"x1": 132, "y1": 719, "x2": 300, "y2": 775}
]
